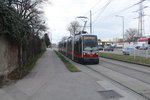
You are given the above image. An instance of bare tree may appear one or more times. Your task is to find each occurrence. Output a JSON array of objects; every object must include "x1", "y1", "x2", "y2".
[
  {"x1": 124, "y1": 28, "x2": 139, "y2": 42},
  {"x1": 3, "y1": 0, "x2": 49, "y2": 36},
  {"x1": 67, "y1": 21, "x2": 81, "y2": 35},
  {"x1": 61, "y1": 36, "x2": 68, "y2": 41}
]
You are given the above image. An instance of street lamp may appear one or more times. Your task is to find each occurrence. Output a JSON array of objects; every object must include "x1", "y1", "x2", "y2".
[
  {"x1": 71, "y1": 16, "x2": 88, "y2": 60},
  {"x1": 70, "y1": 16, "x2": 88, "y2": 60},
  {"x1": 116, "y1": 15, "x2": 125, "y2": 42}
]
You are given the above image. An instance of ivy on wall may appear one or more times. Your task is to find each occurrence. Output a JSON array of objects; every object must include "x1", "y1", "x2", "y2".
[{"x1": 0, "y1": 3, "x2": 31, "y2": 45}]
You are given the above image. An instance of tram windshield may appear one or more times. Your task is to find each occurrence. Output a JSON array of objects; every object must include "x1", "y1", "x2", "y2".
[{"x1": 83, "y1": 36, "x2": 98, "y2": 51}]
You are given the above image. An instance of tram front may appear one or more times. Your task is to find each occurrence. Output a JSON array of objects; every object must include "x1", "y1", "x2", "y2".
[{"x1": 82, "y1": 35, "x2": 99, "y2": 64}]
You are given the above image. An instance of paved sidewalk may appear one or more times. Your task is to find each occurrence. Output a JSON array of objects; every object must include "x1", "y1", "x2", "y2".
[{"x1": 0, "y1": 49, "x2": 104, "y2": 100}]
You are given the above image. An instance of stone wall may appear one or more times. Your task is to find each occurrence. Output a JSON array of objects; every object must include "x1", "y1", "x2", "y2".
[{"x1": 0, "y1": 36, "x2": 18, "y2": 77}]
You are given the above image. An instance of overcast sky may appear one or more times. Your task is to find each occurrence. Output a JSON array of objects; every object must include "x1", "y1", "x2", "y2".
[{"x1": 43, "y1": 0, "x2": 150, "y2": 43}]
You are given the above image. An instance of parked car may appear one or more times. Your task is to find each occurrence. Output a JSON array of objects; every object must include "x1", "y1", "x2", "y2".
[
  {"x1": 135, "y1": 46, "x2": 140, "y2": 49},
  {"x1": 98, "y1": 45, "x2": 104, "y2": 50},
  {"x1": 135, "y1": 46, "x2": 148, "y2": 50},
  {"x1": 122, "y1": 47, "x2": 134, "y2": 55},
  {"x1": 103, "y1": 46, "x2": 114, "y2": 51},
  {"x1": 138, "y1": 46, "x2": 148, "y2": 50}
]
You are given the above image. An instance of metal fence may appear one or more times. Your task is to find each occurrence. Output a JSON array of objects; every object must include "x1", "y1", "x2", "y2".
[{"x1": 130, "y1": 49, "x2": 150, "y2": 58}]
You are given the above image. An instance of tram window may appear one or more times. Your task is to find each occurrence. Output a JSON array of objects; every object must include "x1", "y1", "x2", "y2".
[
  {"x1": 75, "y1": 41, "x2": 79, "y2": 54},
  {"x1": 79, "y1": 39, "x2": 82, "y2": 54},
  {"x1": 83, "y1": 37, "x2": 97, "y2": 48},
  {"x1": 77, "y1": 41, "x2": 79, "y2": 54}
]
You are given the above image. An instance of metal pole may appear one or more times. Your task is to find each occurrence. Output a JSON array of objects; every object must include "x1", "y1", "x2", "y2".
[
  {"x1": 122, "y1": 16, "x2": 124, "y2": 42},
  {"x1": 50, "y1": 33, "x2": 52, "y2": 48},
  {"x1": 72, "y1": 28, "x2": 75, "y2": 60},
  {"x1": 146, "y1": 45, "x2": 148, "y2": 58},
  {"x1": 90, "y1": 10, "x2": 92, "y2": 34},
  {"x1": 139, "y1": 0, "x2": 143, "y2": 37},
  {"x1": 116, "y1": 15, "x2": 124, "y2": 42},
  {"x1": 51, "y1": 33, "x2": 52, "y2": 44}
]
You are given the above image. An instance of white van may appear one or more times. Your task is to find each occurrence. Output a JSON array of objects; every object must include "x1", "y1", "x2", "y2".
[{"x1": 122, "y1": 47, "x2": 134, "y2": 55}]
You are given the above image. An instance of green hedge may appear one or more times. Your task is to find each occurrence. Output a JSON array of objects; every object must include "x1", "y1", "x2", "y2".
[
  {"x1": 100, "y1": 53, "x2": 150, "y2": 66},
  {"x1": 55, "y1": 51, "x2": 80, "y2": 72}
]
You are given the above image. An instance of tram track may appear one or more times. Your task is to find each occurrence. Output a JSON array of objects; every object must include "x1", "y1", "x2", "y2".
[
  {"x1": 100, "y1": 58, "x2": 150, "y2": 75},
  {"x1": 99, "y1": 62, "x2": 150, "y2": 85},
  {"x1": 84, "y1": 64, "x2": 150, "y2": 100},
  {"x1": 59, "y1": 51, "x2": 150, "y2": 99}
]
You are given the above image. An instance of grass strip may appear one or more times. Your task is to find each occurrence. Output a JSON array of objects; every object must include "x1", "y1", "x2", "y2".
[
  {"x1": 54, "y1": 51, "x2": 80, "y2": 72},
  {"x1": 8, "y1": 50, "x2": 45, "y2": 80},
  {"x1": 100, "y1": 53, "x2": 150, "y2": 66}
]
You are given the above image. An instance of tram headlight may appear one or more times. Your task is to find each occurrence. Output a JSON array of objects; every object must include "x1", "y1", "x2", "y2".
[
  {"x1": 83, "y1": 53, "x2": 87, "y2": 55},
  {"x1": 95, "y1": 52, "x2": 99, "y2": 55}
]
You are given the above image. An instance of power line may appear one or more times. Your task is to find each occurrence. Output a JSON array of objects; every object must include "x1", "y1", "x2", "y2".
[
  {"x1": 90, "y1": 0, "x2": 103, "y2": 11},
  {"x1": 92, "y1": 1, "x2": 110, "y2": 15},
  {"x1": 93, "y1": 0, "x2": 147, "y2": 24},
  {"x1": 109, "y1": 0, "x2": 146, "y2": 16},
  {"x1": 83, "y1": 0, "x2": 102, "y2": 17},
  {"x1": 92, "y1": 0, "x2": 113, "y2": 24},
  {"x1": 82, "y1": 0, "x2": 112, "y2": 29}
]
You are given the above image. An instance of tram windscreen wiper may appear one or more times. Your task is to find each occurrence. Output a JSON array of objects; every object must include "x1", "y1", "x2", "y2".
[
  {"x1": 92, "y1": 47, "x2": 98, "y2": 51},
  {"x1": 84, "y1": 47, "x2": 92, "y2": 51}
]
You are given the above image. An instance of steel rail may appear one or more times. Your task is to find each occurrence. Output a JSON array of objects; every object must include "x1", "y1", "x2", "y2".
[{"x1": 84, "y1": 65, "x2": 150, "y2": 100}]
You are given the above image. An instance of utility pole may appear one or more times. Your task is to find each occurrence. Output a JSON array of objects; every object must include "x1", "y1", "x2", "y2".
[
  {"x1": 116, "y1": 15, "x2": 125, "y2": 42},
  {"x1": 138, "y1": 0, "x2": 145, "y2": 37},
  {"x1": 51, "y1": 33, "x2": 52, "y2": 45},
  {"x1": 133, "y1": 0, "x2": 147, "y2": 37},
  {"x1": 90, "y1": 10, "x2": 92, "y2": 34},
  {"x1": 72, "y1": 28, "x2": 75, "y2": 60}
]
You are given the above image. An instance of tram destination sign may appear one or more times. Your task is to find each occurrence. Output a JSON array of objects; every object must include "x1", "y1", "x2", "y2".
[{"x1": 84, "y1": 36, "x2": 96, "y2": 39}]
